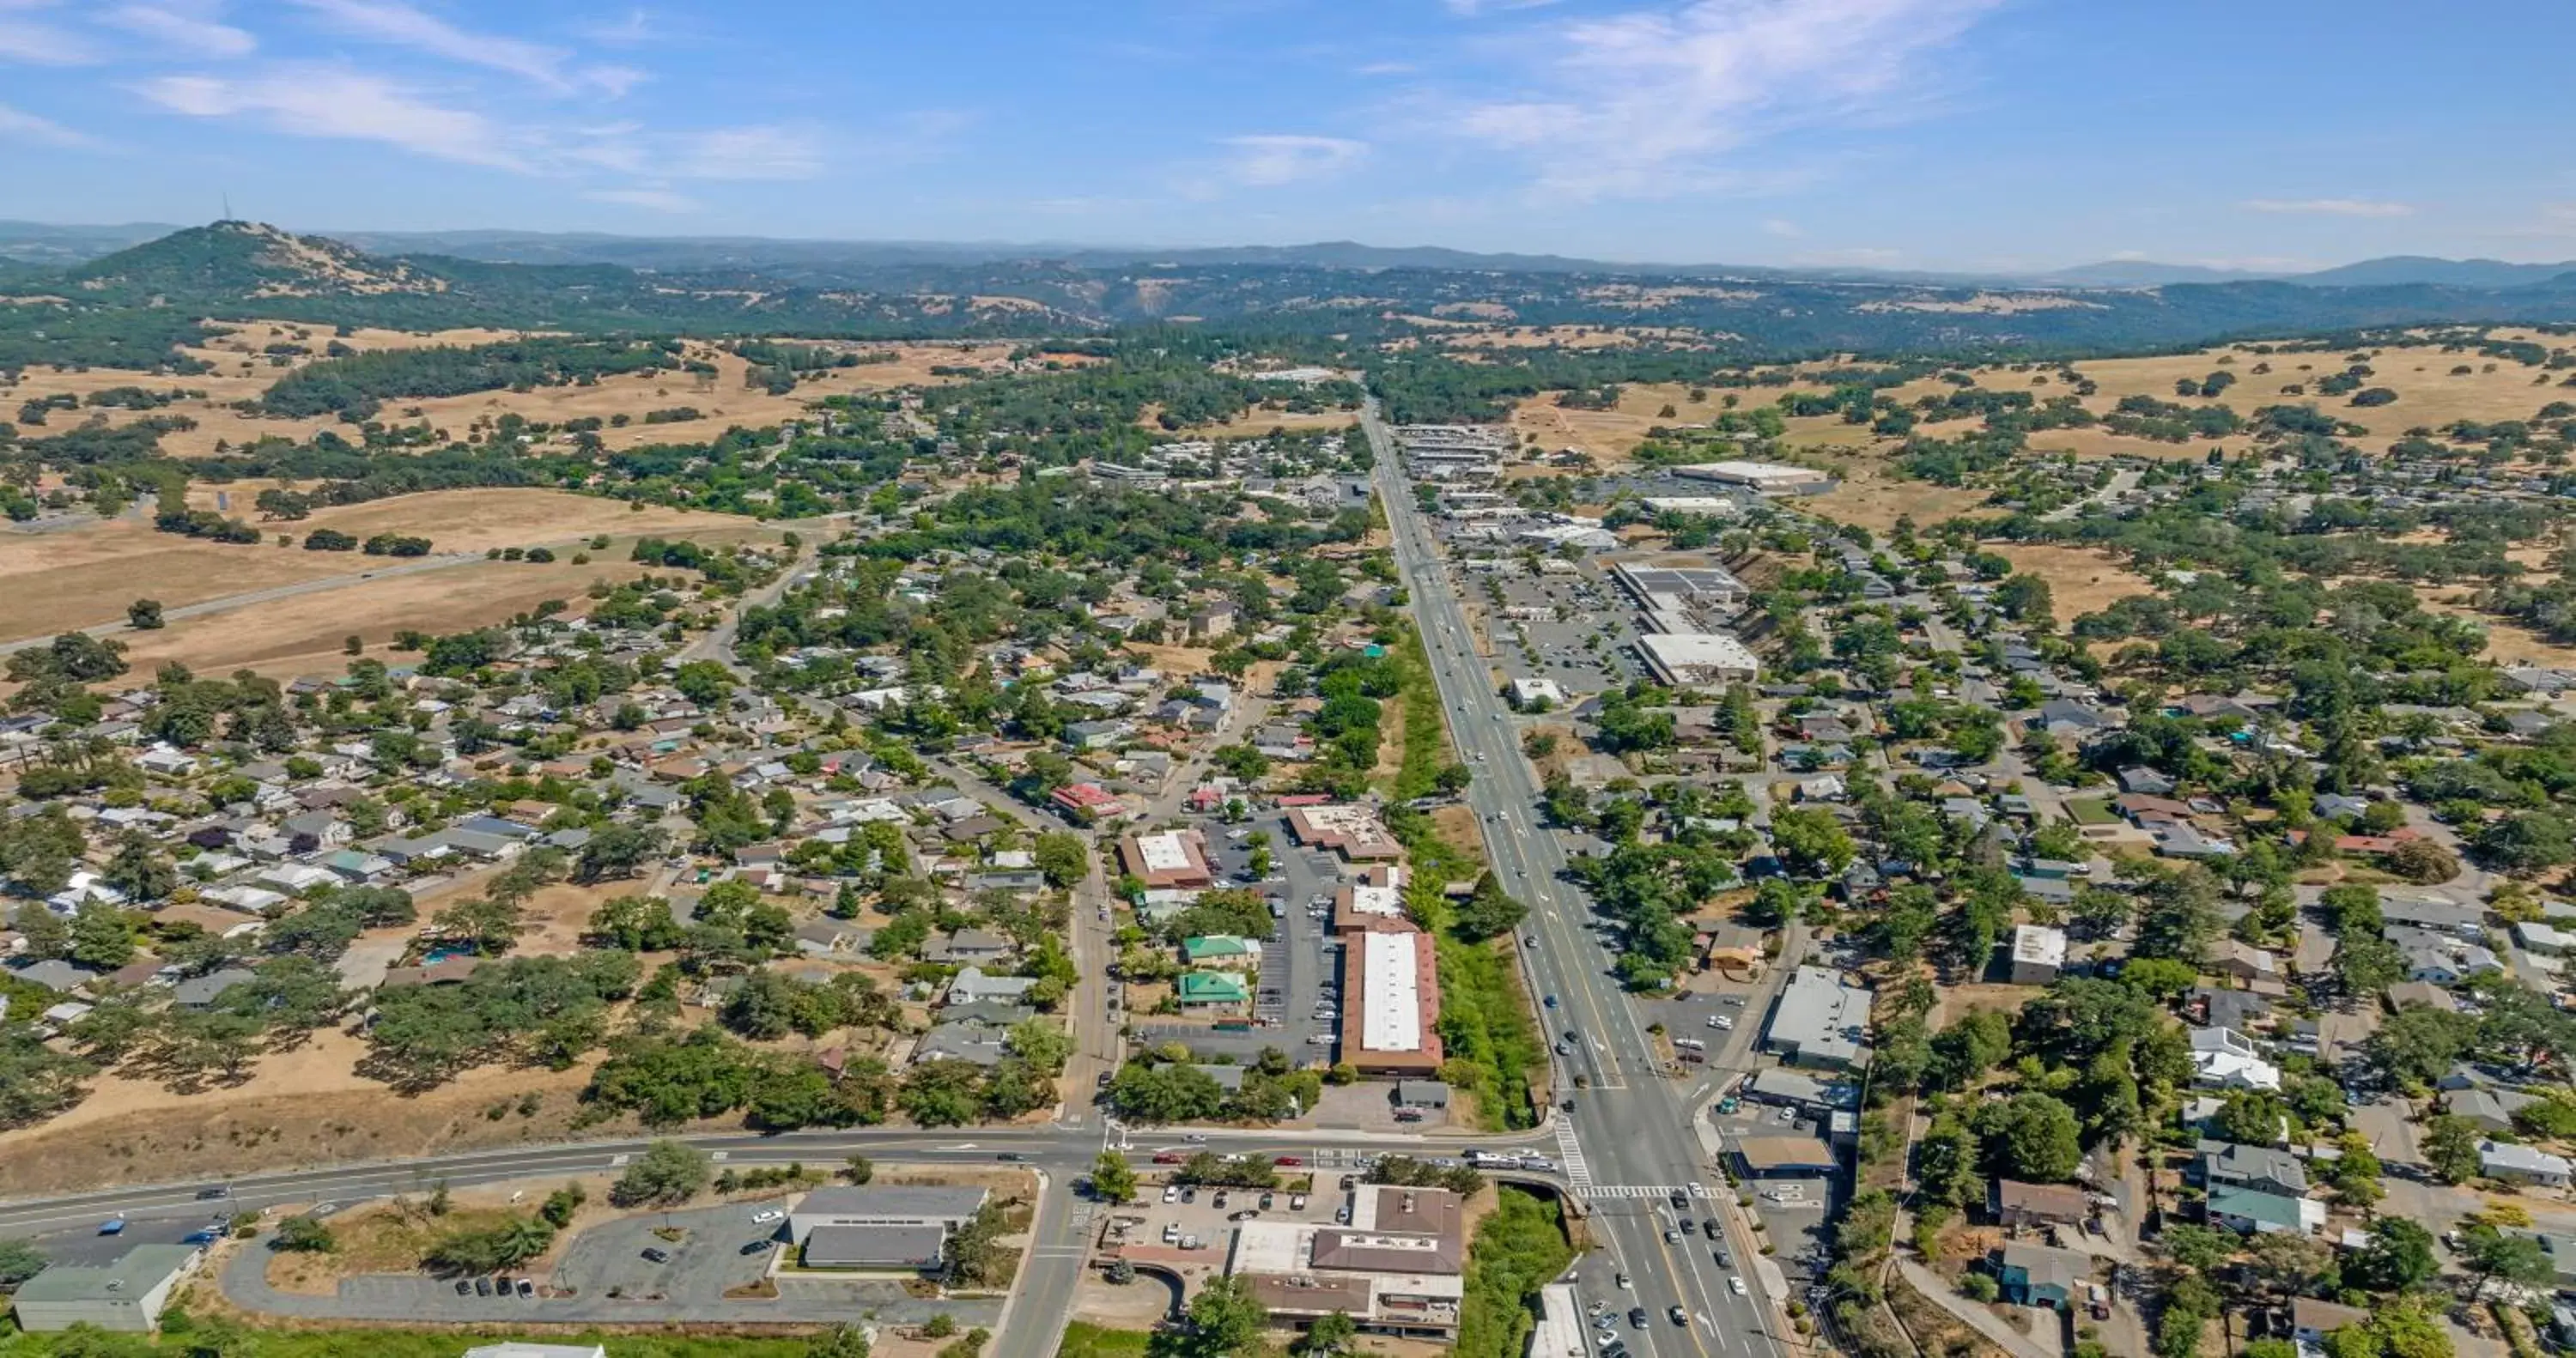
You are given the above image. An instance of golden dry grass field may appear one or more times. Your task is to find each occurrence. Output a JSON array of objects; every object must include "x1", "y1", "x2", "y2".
[
  {"x1": 0, "y1": 490, "x2": 762, "y2": 645},
  {"x1": 0, "y1": 332, "x2": 1026, "y2": 458},
  {"x1": 1990, "y1": 543, "x2": 2159, "y2": 617}
]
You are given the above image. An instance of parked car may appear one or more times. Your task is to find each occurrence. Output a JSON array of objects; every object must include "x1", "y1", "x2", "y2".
[
  {"x1": 751, "y1": 1209, "x2": 784, "y2": 1224},
  {"x1": 516, "y1": 1278, "x2": 535, "y2": 1298},
  {"x1": 743, "y1": 1240, "x2": 774, "y2": 1255},
  {"x1": 453, "y1": 1279, "x2": 472, "y2": 1296},
  {"x1": 641, "y1": 1247, "x2": 671, "y2": 1264},
  {"x1": 474, "y1": 1276, "x2": 493, "y2": 1296}
]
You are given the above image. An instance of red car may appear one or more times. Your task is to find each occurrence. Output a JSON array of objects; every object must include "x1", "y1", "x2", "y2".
[
  {"x1": 1273, "y1": 1155, "x2": 1304, "y2": 1167},
  {"x1": 1153, "y1": 1152, "x2": 1183, "y2": 1164}
]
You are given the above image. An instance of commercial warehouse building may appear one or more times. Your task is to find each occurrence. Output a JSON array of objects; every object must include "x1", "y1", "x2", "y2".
[
  {"x1": 1673, "y1": 460, "x2": 1836, "y2": 495},
  {"x1": 1286, "y1": 804, "x2": 1403, "y2": 862},
  {"x1": 1638, "y1": 496, "x2": 1743, "y2": 518},
  {"x1": 787, "y1": 1185, "x2": 989, "y2": 1272},
  {"x1": 1339, "y1": 925, "x2": 1443, "y2": 1076},
  {"x1": 1611, "y1": 561, "x2": 1750, "y2": 613},
  {"x1": 1231, "y1": 1185, "x2": 1467, "y2": 1340},
  {"x1": 10, "y1": 1246, "x2": 202, "y2": 1332},
  {"x1": 1636, "y1": 632, "x2": 1761, "y2": 686},
  {"x1": 1119, "y1": 828, "x2": 1215, "y2": 889},
  {"x1": 1765, "y1": 966, "x2": 1873, "y2": 1069}
]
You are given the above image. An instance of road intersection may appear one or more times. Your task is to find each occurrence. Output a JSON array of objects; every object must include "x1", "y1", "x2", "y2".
[{"x1": 0, "y1": 455, "x2": 1808, "y2": 1358}]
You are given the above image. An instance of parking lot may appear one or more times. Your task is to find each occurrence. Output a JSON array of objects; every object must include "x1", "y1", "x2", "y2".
[
  {"x1": 1114, "y1": 1168, "x2": 1353, "y2": 1253},
  {"x1": 1475, "y1": 570, "x2": 1649, "y2": 694},
  {"x1": 214, "y1": 1202, "x2": 997, "y2": 1327},
  {"x1": 1139, "y1": 812, "x2": 1343, "y2": 1063}
]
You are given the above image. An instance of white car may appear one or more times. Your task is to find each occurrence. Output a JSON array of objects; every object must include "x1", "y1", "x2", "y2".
[
  {"x1": 1708, "y1": 1015, "x2": 1734, "y2": 1030},
  {"x1": 1728, "y1": 1276, "x2": 1747, "y2": 1297},
  {"x1": 750, "y1": 1209, "x2": 785, "y2": 1224}
]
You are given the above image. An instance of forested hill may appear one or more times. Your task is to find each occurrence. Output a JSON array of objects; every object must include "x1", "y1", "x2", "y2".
[{"x1": 9, "y1": 220, "x2": 2576, "y2": 373}]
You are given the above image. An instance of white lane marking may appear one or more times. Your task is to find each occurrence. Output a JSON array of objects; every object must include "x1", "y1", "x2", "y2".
[{"x1": 1553, "y1": 1120, "x2": 1594, "y2": 1191}]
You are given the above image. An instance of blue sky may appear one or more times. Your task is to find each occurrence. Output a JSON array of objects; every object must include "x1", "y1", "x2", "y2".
[{"x1": 3, "y1": 0, "x2": 2571, "y2": 270}]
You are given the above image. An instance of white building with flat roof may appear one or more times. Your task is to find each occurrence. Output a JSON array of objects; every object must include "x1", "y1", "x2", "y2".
[
  {"x1": 1530, "y1": 1283, "x2": 1588, "y2": 1358},
  {"x1": 2010, "y1": 924, "x2": 2068, "y2": 985},
  {"x1": 1674, "y1": 460, "x2": 1836, "y2": 495},
  {"x1": 1637, "y1": 632, "x2": 1760, "y2": 686},
  {"x1": 1639, "y1": 497, "x2": 1742, "y2": 518},
  {"x1": 1510, "y1": 676, "x2": 1567, "y2": 709}
]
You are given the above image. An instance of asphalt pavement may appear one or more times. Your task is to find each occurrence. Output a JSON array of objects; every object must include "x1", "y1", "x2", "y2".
[{"x1": 1365, "y1": 400, "x2": 1795, "y2": 1358}]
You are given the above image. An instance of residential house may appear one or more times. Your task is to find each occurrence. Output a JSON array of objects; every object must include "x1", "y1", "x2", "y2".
[
  {"x1": 2196, "y1": 1143, "x2": 2309, "y2": 1197},
  {"x1": 2205, "y1": 1185, "x2": 2324, "y2": 1236},
  {"x1": 926, "y1": 930, "x2": 1013, "y2": 965},
  {"x1": 2190, "y1": 1028, "x2": 2282, "y2": 1091},
  {"x1": 1993, "y1": 1180, "x2": 2090, "y2": 1230},
  {"x1": 2480, "y1": 1141, "x2": 2574, "y2": 1188},
  {"x1": 1996, "y1": 1243, "x2": 2090, "y2": 1308},
  {"x1": 945, "y1": 967, "x2": 1036, "y2": 1007}
]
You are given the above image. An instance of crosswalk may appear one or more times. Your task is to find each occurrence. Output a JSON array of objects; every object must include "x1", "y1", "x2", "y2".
[
  {"x1": 1584, "y1": 1183, "x2": 1722, "y2": 1200},
  {"x1": 1554, "y1": 1120, "x2": 1594, "y2": 1191}
]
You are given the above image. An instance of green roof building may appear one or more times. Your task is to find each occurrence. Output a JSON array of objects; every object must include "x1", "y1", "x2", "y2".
[
  {"x1": 1182, "y1": 935, "x2": 1260, "y2": 966},
  {"x1": 1176, "y1": 971, "x2": 1251, "y2": 1007}
]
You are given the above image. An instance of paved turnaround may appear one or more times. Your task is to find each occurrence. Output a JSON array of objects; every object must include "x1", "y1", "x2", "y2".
[{"x1": 1364, "y1": 401, "x2": 1793, "y2": 1358}]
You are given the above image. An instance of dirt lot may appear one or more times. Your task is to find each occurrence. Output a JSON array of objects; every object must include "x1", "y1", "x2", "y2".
[
  {"x1": 1508, "y1": 382, "x2": 1757, "y2": 466},
  {"x1": 107, "y1": 553, "x2": 657, "y2": 679},
  {"x1": 1803, "y1": 471, "x2": 1990, "y2": 533},
  {"x1": 0, "y1": 519, "x2": 368, "y2": 640},
  {"x1": 2421, "y1": 592, "x2": 2576, "y2": 667},
  {"x1": 0, "y1": 1037, "x2": 609, "y2": 1197},
  {"x1": 186, "y1": 487, "x2": 751, "y2": 556},
  {"x1": 1987, "y1": 543, "x2": 2157, "y2": 618},
  {"x1": 1, "y1": 494, "x2": 769, "y2": 651}
]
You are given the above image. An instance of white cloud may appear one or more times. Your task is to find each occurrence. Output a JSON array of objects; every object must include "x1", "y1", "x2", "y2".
[
  {"x1": 1443, "y1": 0, "x2": 1561, "y2": 15},
  {"x1": 1762, "y1": 217, "x2": 1801, "y2": 238},
  {"x1": 136, "y1": 64, "x2": 525, "y2": 168},
  {"x1": 565, "y1": 120, "x2": 835, "y2": 181},
  {"x1": 0, "y1": 100, "x2": 95, "y2": 147},
  {"x1": 1451, "y1": 0, "x2": 2004, "y2": 199},
  {"x1": 587, "y1": 185, "x2": 699, "y2": 212},
  {"x1": 670, "y1": 124, "x2": 826, "y2": 180},
  {"x1": 0, "y1": 0, "x2": 100, "y2": 64},
  {"x1": 1220, "y1": 134, "x2": 1368, "y2": 186},
  {"x1": 2240, "y1": 197, "x2": 2415, "y2": 219},
  {"x1": 103, "y1": 2, "x2": 255, "y2": 58},
  {"x1": 289, "y1": 0, "x2": 632, "y2": 95},
  {"x1": 576, "y1": 9, "x2": 658, "y2": 45}
]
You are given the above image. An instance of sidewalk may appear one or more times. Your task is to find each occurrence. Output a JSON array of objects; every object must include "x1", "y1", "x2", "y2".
[{"x1": 1894, "y1": 1258, "x2": 2062, "y2": 1358}]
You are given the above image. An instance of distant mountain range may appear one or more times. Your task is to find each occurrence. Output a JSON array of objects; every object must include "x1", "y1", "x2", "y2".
[
  {"x1": 6, "y1": 220, "x2": 2576, "y2": 373},
  {"x1": 2, "y1": 218, "x2": 2570, "y2": 291}
]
